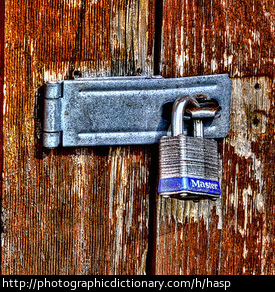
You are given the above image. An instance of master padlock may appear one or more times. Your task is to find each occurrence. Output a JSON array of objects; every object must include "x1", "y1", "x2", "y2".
[{"x1": 158, "y1": 95, "x2": 221, "y2": 201}]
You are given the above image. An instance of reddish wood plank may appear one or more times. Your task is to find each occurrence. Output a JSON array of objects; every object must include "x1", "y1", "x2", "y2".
[
  {"x1": 2, "y1": 0, "x2": 155, "y2": 275},
  {"x1": 161, "y1": 0, "x2": 275, "y2": 79},
  {"x1": 156, "y1": 0, "x2": 275, "y2": 275},
  {"x1": 221, "y1": 77, "x2": 274, "y2": 274},
  {"x1": 0, "y1": 0, "x2": 4, "y2": 274}
]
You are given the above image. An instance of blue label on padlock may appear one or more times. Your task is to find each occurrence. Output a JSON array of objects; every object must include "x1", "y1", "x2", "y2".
[{"x1": 158, "y1": 177, "x2": 221, "y2": 195}]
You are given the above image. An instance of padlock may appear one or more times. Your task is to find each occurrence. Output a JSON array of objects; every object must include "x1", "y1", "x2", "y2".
[{"x1": 158, "y1": 95, "x2": 221, "y2": 200}]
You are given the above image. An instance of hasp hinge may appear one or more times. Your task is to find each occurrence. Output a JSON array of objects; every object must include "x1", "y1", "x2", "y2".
[{"x1": 43, "y1": 81, "x2": 63, "y2": 148}]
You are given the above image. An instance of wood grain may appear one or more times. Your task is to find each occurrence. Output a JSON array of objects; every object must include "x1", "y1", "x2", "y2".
[
  {"x1": 156, "y1": 0, "x2": 275, "y2": 275},
  {"x1": 0, "y1": 0, "x2": 4, "y2": 274},
  {"x1": 161, "y1": 0, "x2": 275, "y2": 79},
  {"x1": 2, "y1": 0, "x2": 155, "y2": 275},
  {"x1": 3, "y1": 0, "x2": 275, "y2": 276}
]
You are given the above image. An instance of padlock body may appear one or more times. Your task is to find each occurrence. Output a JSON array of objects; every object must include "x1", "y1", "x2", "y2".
[{"x1": 158, "y1": 134, "x2": 221, "y2": 200}]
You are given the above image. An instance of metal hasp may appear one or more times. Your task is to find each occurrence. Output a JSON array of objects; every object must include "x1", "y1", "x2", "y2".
[{"x1": 43, "y1": 74, "x2": 231, "y2": 148}]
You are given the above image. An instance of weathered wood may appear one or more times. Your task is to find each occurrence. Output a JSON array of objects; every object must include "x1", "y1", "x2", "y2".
[
  {"x1": 156, "y1": 0, "x2": 275, "y2": 275},
  {"x1": 3, "y1": 0, "x2": 275, "y2": 276},
  {"x1": 0, "y1": 0, "x2": 4, "y2": 275},
  {"x1": 161, "y1": 0, "x2": 275, "y2": 79},
  {"x1": 222, "y1": 77, "x2": 274, "y2": 274},
  {"x1": 2, "y1": 0, "x2": 155, "y2": 275}
]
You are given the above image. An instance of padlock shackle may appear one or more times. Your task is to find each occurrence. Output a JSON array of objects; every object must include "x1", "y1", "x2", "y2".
[{"x1": 172, "y1": 95, "x2": 200, "y2": 136}]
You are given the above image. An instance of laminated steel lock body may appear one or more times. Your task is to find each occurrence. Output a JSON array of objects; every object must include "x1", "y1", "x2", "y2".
[{"x1": 158, "y1": 96, "x2": 221, "y2": 200}]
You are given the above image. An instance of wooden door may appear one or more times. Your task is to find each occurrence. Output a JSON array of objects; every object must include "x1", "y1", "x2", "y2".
[
  {"x1": 156, "y1": 0, "x2": 275, "y2": 275},
  {"x1": 1, "y1": 0, "x2": 275, "y2": 275},
  {"x1": 1, "y1": 0, "x2": 155, "y2": 275}
]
